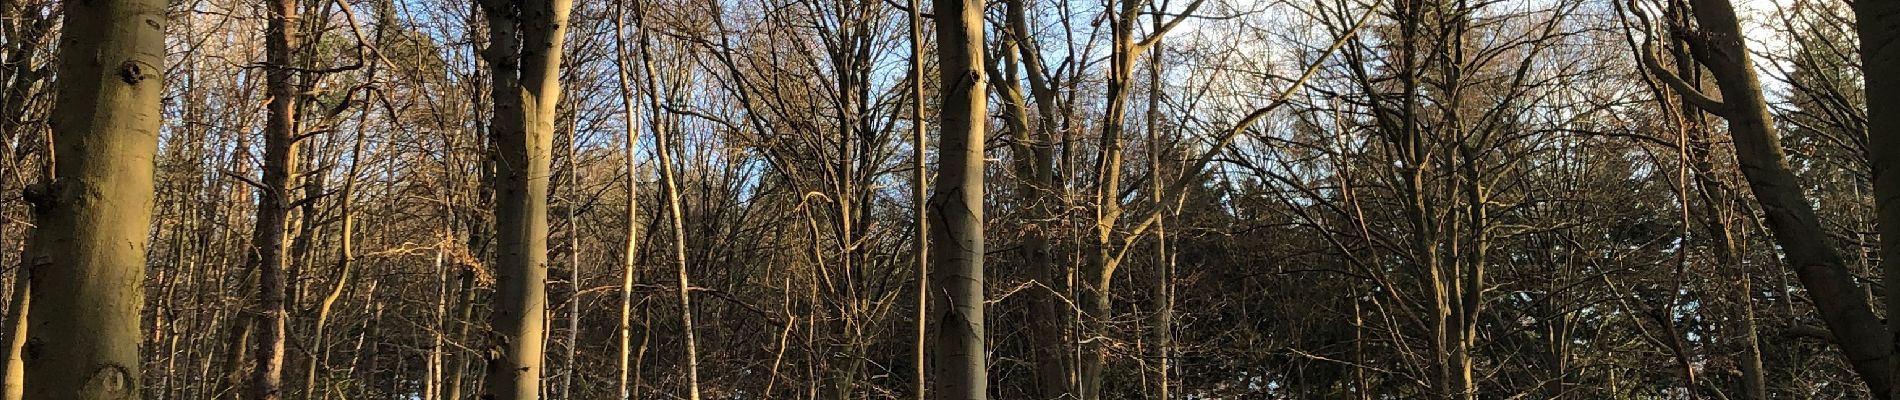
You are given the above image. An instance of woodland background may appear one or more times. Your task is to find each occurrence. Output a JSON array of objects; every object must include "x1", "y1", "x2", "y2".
[{"x1": 0, "y1": 0, "x2": 1891, "y2": 397}]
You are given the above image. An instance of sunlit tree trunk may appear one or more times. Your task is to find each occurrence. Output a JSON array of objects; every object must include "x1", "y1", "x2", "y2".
[
  {"x1": 476, "y1": 0, "x2": 571, "y2": 397},
  {"x1": 906, "y1": 0, "x2": 929, "y2": 396},
  {"x1": 20, "y1": 0, "x2": 166, "y2": 397},
  {"x1": 250, "y1": 0, "x2": 302, "y2": 397},
  {"x1": 1079, "y1": 0, "x2": 1200, "y2": 394},
  {"x1": 611, "y1": 4, "x2": 642, "y2": 399},
  {"x1": 1080, "y1": 0, "x2": 1141, "y2": 393},
  {"x1": 0, "y1": 277, "x2": 22, "y2": 400},
  {"x1": 303, "y1": 129, "x2": 363, "y2": 400},
  {"x1": 929, "y1": 0, "x2": 987, "y2": 395},
  {"x1": 1143, "y1": 32, "x2": 1173, "y2": 400},
  {"x1": 0, "y1": 5, "x2": 47, "y2": 397},
  {"x1": 633, "y1": 7, "x2": 702, "y2": 397}
]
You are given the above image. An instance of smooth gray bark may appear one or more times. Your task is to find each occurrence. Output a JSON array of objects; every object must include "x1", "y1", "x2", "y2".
[{"x1": 21, "y1": 0, "x2": 166, "y2": 398}]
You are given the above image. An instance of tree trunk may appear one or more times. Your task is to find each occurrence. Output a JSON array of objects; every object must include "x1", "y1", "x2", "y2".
[
  {"x1": 1144, "y1": 33, "x2": 1172, "y2": 400},
  {"x1": 650, "y1": 59, "x2": 704, "y2": 400},
  {"x1": 1854, "y1": 1, "x2": 1900, "y2": 398},
  {"x1": 906, "y1": 0, "x2": 929, "y2": 395},
  {"x1": 251, "y1": 0, "x2": 301, "y2": 397},
  {"x1": 611, "y1": 4, "x2": 642, "y2": 399},
  {"x1": 1643, "y1": 0, "x2": 1894, "y2": 395},
  {"x1": 476, "y1": 0, "x2": 571, "y2": 398},
  {"x1": 0, "y1": 14, "x2": 49, "y2": 400},
  {"x1": 218, "y1": 314, "x2": 253, "y2": 400},
  {"x1": 1081, "y1": 0, "x2": 1141, "y2": 393},
  {"x1": 634, "y1": 9, "x2": 702, "y2": 398},
  {"x1": 1671, "y1": 35, "x2": 1767, "y2": 398},
  {"x1": 21, "y1": 0, "x2": 166, "y2": 397},
  {"x1": 0, "y1": 263, "x2": 24, "y2": 400},
  {"x1": 303, "y1": 188, "x2": 355, "y2": 400},
  {"x1": 997, "y1": 1, "x2": 1073, "y2": 397},
  {"x1": 560, "y1": 116, "x2": 582, "y2": 400},
  {"x1": 929, "y1": 0, "x2": 988, "y2": 396}
]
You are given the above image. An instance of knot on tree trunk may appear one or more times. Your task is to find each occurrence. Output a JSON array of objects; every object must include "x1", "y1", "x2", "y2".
[
  {"x1": 118, "y1": 61, "x2": 149, "y2": 85},
  {"x1": 81, "y1": 364, "x2": 134, "y2": 397}
]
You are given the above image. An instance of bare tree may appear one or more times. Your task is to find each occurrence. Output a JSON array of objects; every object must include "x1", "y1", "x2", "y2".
[{"x1": 1632, "y1": 0, "x2": 1893, "y2": 394}]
